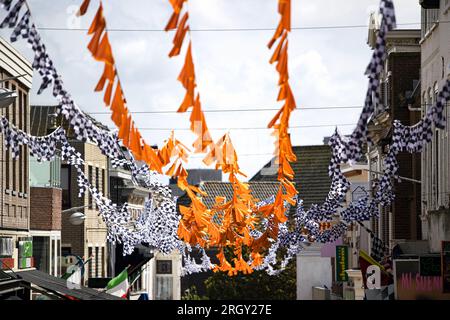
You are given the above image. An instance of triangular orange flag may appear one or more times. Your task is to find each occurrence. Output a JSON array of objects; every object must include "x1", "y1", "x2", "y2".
[{"x1": 77, "y1": 0, "x2": 91, "y2": 17}]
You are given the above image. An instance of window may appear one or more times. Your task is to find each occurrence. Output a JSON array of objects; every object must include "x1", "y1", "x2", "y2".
[
  {"x1": 51, "y1": 239, "x2": 56, "y2": 276},
  {"x1": 102, "y1": 169, "x2": 106, "y2": 195},
  {"x1": 100, "y1": 246, "x2": 105, "y2": 277},
  {"x1": 11, "y1": 84, "x2": 16, "y2": 125},
  {"x1": 88, "y1": 247, "x2": 93, "y2": 278},
  {"x1": 61, "y1": 166, "x2": 71, "y2": 209},
  {"x1": 12, "y1": 153, "x2": 16, "y2": 191},
  {"x1": 57, "y1": 240, "x2": 61, "y2": 277},
  {"x1": 156, "y1": 260, "x2": 172, "y2": 274},
  {"x1": 5, "y1": 149, "x2": 10, "y2": 190},
  {"x1": 18, "y1": 90, "x2": 22, "y2": 130},
  {"x1": 11, "y1": 205, "x2": 16, "y2": 217},
  {"x1": 88, "y1": 166, "x2": 93, "y2": 209},
  {"x1": 156, "y1": 259, "x2": 173, "y2": 299},
  {"x1": 95, "y1": 167, "x2": 99, "y2": 192},
  {"x1": 95, "y1": 246, "x2": 99, "y2": 278},
  {"x1": 421, "y1": 8, "x2": 440, "y2": 38},
  {"x1": 12, "y1": 88, "x2": 16, "y2": 192}
]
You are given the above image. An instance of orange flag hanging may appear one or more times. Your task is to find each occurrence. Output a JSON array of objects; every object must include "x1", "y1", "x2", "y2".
[{"x1": 77, "y1": 0, "x2": 91, "y2": 16}]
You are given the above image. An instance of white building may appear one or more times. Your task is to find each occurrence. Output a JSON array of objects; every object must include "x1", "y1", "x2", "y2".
[{"x1": 419, "y1": 0, "x2": 450, "y2": 252}]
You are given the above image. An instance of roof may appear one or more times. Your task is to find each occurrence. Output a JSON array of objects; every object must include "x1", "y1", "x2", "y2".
[
  {"x1": 175, "y1": 181, "x2": 280, "y2": 213},
  {"x1": 30, "y1": 105, "x2": 109, "y2": 137},
  {"x1": 0, "y1": 36, "x2": 33, "y2": 89},
  {"x1": 198, "y1": 181, "x2": 280, "y2": 209},
  {"x1": 251, "y1": 145, "x2": 332, "y2": 210},
  {"x1": 15, "y1": 269, "x2": 122, "y2": 300}
]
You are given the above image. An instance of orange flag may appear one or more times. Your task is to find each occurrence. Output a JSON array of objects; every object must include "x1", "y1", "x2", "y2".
[
  {"x1": 169, "y1": 12, "x2": 189, "y2": 57},
  {"x1": 77, "y1": 0, "x2": 91, "y2": 16}
]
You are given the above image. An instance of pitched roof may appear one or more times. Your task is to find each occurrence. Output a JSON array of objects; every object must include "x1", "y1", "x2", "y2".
[
  {"x1": 198, "y1": 181, "x2": 280, "y2": 209},
  {"x1": 175, "y1": 181, "x2": 280, "y2": 213},
  {"x1": 251, "y1": 145, "x2": 332, "y2": 210}
]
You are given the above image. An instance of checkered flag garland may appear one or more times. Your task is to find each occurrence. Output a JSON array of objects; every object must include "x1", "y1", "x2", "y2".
[
  {"x1": 315, "y1": 222, "x2": 350, "y2": 243},
  {"x1": 0, "y1": 0, "x2": 14, "y2": 10},
  {"x1": 392, "y1": 79, "x2": 450, "y2": 154},
  {"x1": 370, "y1": 236, "x2": 385, "y2": 263},
  {"x1": 340, "y1": 196, "x2": 379, "y2": 222},
  {"x1": 180, "y1": 244, "x2": 215, "y2": 276},
  {"x1": 330, "y1": 0, "x2": 396, "y2": 163},
  {"x1": 254, "y1": 198, "x2": 310, "y2": 274},
  {"x1": 0, "y1": 0, "x2": 24, "y2": 28},
  {"x1": 9, "y1": 6, "x2": 28, "y2": 42},
  {"x1": 0, "y1": 116, "x2": 182, "y2": 257},
  {"x1": 0, "y1": 3, "x2": 125, "y2": 163}
]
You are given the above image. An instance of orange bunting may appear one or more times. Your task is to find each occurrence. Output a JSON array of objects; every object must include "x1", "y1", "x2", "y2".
[
  {"x1": 165, "y1": 2, "x2": 213, "y2": 153},
  {"x1": 81, "y1": 1, "x2": 169, "y2": 174},
  {"x1": 251, "y1": 0, "x2": 299, "y2": 258}
]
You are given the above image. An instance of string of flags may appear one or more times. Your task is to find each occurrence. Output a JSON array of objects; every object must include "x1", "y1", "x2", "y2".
[
  {"x1": 164, "y1": 0, "x2": 213, "y2": 153},
  {"x1": 259, "y1": 0, "x2": 298, "y2": 260},
  {"x1": 0, "y1": 114, "x2": 213, "y2": 274},
  {"x1": 1, "y1": 0, "x2": 449, "y2": 277}
]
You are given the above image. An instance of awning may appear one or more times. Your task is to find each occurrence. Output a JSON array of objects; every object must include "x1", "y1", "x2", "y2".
[{"x1": 16, "y1": 269, "x2": 123, "y2": 300}]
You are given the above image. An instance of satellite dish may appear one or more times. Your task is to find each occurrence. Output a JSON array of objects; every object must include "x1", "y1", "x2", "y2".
[
  {"x1": 69, "y1": 212, "x2": 86, "y2": 225},
  {"x1": 0, "y1": 88, "x2": 17, "y2": 109}
]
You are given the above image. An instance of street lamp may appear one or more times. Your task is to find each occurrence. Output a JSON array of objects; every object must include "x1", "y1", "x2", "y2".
[
  {"x1": 68, "y1": 212, "x2": 85, "y2": 225},
  {"x1": 0, "y1": 74, "x2": 26, "y2": 109},
  {"x1": 0, "y1": 88, "x2": 17, "y2": 109},
  {"x1": 62, "y1": 205, "x2": 88, "y2": 225}
]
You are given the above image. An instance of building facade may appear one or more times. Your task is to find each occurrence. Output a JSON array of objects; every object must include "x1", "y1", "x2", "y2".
[
  {"x1": 0, "y1": 37, "x2": 33, "y2": 275},
  {"x1": 29, "y1": 110, "x2": 63, "y2": 278},
  {"x1": 366, "y1": 28, "x2": 422, "y2": 249},
  {"x1": 109, "y1": 158, "x2": 181, "y2": 300},
  {"x1": 30, "y1": 105, "x2": 110, "y2": 282},
  {"x1": 419, "y1": 0, "x2": 450, "y2": 252}
]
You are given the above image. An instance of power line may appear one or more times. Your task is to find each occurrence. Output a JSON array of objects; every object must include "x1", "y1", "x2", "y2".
[
  {"x1": 111, "y1": 123, "x2": 356, "y2": 131},
  {"x1": 34, "y1": 21, "x2": 437, "y2": 33},
  {"x1": 89, "y1": 105, "x2": 363, "y2": 115}
]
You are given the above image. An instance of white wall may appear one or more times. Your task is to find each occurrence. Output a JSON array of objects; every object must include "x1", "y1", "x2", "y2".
[{"x1": 296, "y1": 244, "x2": 332, "y2": 300}]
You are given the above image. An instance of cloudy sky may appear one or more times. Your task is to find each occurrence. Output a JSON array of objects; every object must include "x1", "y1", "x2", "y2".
[{"x1": 0, "y1": 0, "x2": 421, "y2": 179}]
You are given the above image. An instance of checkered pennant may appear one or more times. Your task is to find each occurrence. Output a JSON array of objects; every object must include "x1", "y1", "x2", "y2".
[
  {"x1": 9, "y1": 7, "x2": 28, "y2": 42},
  {"x1": 370, "y1": 235, "x2": 385, "y2": 263},
  {"x1": 0, "y1": 0, "x2": 14, "y2": 10},
  {"x1": 0, "y1": 0, "x2": 24, "y2": 28}
]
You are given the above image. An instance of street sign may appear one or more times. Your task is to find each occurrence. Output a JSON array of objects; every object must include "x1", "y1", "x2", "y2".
[{"x1": 336, "y1": 245, "x2": 349, "y2": 282}]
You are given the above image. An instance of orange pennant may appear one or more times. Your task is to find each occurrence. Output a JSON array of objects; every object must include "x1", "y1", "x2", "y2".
[{"x1": 77, "y1": 0, "x2": 91, "y2": 17}]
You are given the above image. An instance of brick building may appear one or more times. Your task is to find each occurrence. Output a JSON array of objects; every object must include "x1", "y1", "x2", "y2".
[
  {"x1": 366, "y1": 27, "x2": 422, "y2": 248},
  {"x1": 30, "y1": 105, "x2": 110, "y2": 282},
  {"x1": 28, "y1": 106, "x2": 63, "y2": 278},
  {"x1": 0, "y1": 37, "x2": 33, "y2": 277}
]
